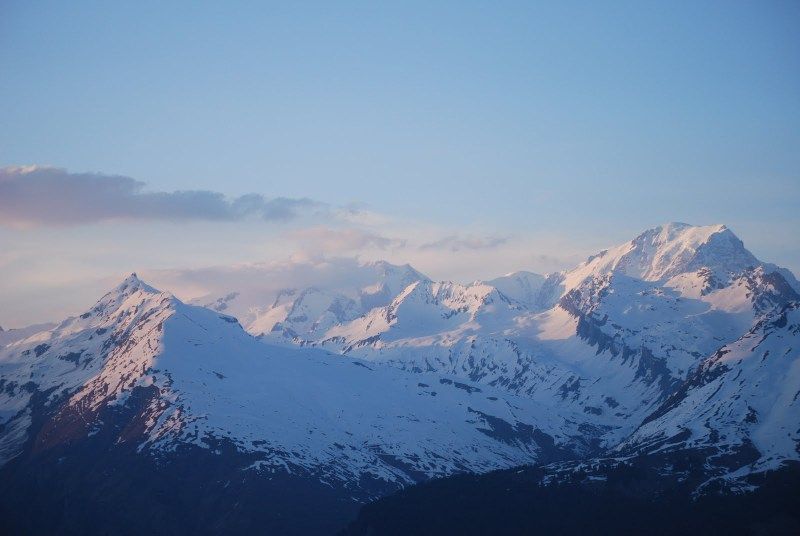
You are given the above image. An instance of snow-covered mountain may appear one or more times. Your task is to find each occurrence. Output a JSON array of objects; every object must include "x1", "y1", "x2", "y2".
[
  {"x1": 484, "y1": 271, "x2": 548, "y2": 310},
  {"x1": 0, "y1": 274, "x2": 591, "y2": 487},
  {"x1": 200, "y1": 223, "x2": 799, "y2": 485},
  {"x1": 197, "y1": 260, "x2": 428, "y2": 340},
  {"x1": 620, "y1": 300, "x2": 800, "y2": 480},
  {"x1": 0, "y1": 322, "x2": 56, "y2": 348},
  {"x1": 271, "y1": 223, "x2": 799, "y2": 459},
  {"x1": 1, "y1": 222, "x2": 798, "y2": 533}
]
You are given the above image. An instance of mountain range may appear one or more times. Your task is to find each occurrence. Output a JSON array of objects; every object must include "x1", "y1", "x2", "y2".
[{"x1": 1, "y1": 222, "x2": 798, "y2": 534}]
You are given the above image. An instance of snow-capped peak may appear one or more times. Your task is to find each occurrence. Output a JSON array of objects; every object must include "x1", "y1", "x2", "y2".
[
  {"x1": 110, "y1": 272, "x2": 159, "y2": 296},
  {"x1": 71, "y1": 273, "x2": 177, "y2": 328},
  {"x1": 90, "y1": 273, "x2": 165, "y2": 314},
  {"x1": 562, "y1": 223, "x2": 759, "y2": 291},
  {"x1": 485, "y1": 271, "x2": 546, "y2": 309},
  {"x1": 360, "y1": 260, "x2": 429, "y2": 281}
]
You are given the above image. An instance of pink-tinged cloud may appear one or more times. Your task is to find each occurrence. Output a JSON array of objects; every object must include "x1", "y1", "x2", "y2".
[
  {"x1": 287, "y1": 226, "x2": 406, "y2": 254},
  {"x1": 419, "y1": 234, "x2": 508, "y2": 252}
]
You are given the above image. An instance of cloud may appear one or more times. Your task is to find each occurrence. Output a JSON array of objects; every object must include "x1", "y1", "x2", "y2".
[
  {"x1": 0, "y1": 165, "x2": 321, "y2": 227},
  {"x1": 287, "y1": 226, "x2": 406, "y2": 254},
  {"x1": 144, "y1": 257, "x2": 421, "y2": 304},
  {"x1": 334, "y1": 205, "x2": 391, "y2": 226},
  {"x1": 419, "y1": 234, "x2": 508, "y2": 252}
]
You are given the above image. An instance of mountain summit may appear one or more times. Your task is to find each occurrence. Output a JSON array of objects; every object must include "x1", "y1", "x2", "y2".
[{"x1": 562, "y1": 223, "x2": 758, "y2": 288}]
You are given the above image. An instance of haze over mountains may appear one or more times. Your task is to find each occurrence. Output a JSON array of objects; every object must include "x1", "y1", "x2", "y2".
[{"x1": 1, "y1": 222, "x2": 799, "y2": 534}]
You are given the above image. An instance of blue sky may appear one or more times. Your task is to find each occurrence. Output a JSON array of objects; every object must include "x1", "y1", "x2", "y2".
[{"x1": 1, "y1": 1, "x2": 799, "y2": 325}]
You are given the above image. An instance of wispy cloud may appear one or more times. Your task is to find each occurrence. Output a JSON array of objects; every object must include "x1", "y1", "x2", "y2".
[
  {"x1": 145, "y1": 257, "x2": 421, "y2": 303},
  {"x1": 419, "y1": 234, "x2": 508, "y2": 252},
  {"x1": 0, "y1": 166, "x2": 321, "y2": 227},
  {"x1": 334, "y1": 205, "x2": 391, "y2": 226},
  {"x1": 288, "y1": 226, "x2": 406, "y2": 254}
]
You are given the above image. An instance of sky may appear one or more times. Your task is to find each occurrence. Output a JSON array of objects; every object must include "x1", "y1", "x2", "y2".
[{"x1": 1, "y1": 1, "x2": 799, "y2": 327}]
